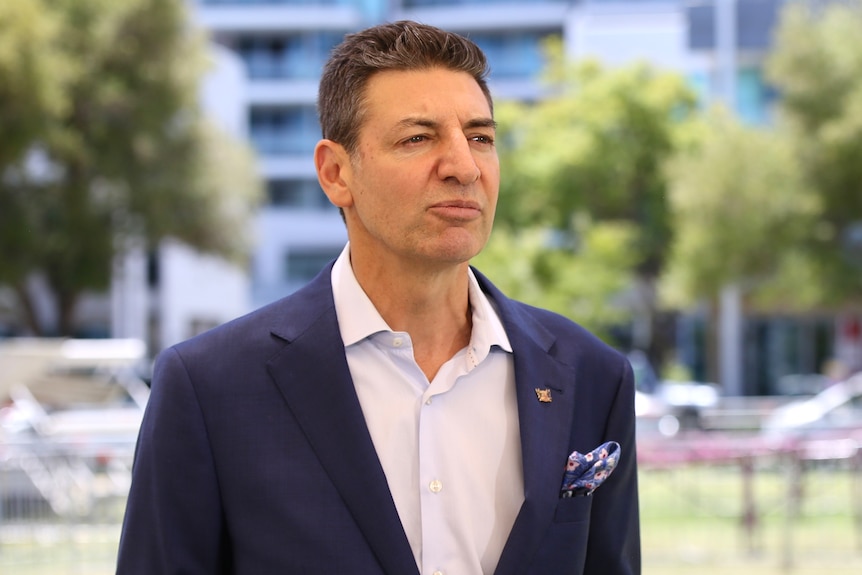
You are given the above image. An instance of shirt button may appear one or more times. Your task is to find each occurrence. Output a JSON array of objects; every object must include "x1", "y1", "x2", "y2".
[
  {"x1": 425, "y1": 397, "x2": 432, "y2": 405},
  {"x1": 429, "y1": 479, "x2": 443, "y2": 493},
  {"x1": 433, "y1": 571, "x2": 444, "y2": 575},
  {"x1": 392, "y1": 337, "x2": 403, "y2": 347}
]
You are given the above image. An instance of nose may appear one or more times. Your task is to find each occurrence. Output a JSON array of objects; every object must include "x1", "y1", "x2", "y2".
[{"x1": 437, "y1": 136, "x2": 481, "y2": 185}]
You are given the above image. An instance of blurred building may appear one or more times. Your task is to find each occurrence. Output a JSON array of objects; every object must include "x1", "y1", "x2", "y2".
[
  {"x1": 188, "y1": 0, "x2": 781, "y2": 311},
  {"x1": 53, "y1": 0, "x2": 859, "y2": 392}
]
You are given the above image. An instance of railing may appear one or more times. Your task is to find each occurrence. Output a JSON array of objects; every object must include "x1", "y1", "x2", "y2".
[
  {"x1": 2, "y1": 431, "x2": 861, "y2": 573},
  {"x1": 0, "y1": 438, "x2": 134, "y2": 575},
  {"x1": 638, "y1": 430, "x2": 862, "y2": 573}
]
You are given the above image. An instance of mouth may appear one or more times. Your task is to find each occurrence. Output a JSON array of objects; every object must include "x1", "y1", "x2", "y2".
[{"x1": 428, "y1": 200, "x2": 482, "y2": 221}]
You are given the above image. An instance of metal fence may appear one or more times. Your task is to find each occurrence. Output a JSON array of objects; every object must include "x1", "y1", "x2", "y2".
[
  {"x1": 1, "y1": 432, "x2": 861, "y2": 574},
  {"x1": 639, "y1": 431, "x2": 862, "y2": 574},
  {"x1": 0, "y1": 438, "x2": 133, "y2": 575}
]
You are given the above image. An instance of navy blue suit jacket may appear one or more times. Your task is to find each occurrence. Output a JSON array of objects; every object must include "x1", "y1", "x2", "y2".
[{"x1": 116, "y1": 265, "x2": 640, "y2": 574}]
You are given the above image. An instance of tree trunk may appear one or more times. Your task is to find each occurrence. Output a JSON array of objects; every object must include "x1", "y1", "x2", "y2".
[
  {"x1": 12, "y1": 280, "x2": 44, "y2": 336},
  {"x1": 57, "y1": 288, "x2": 78, "y2": 337}
]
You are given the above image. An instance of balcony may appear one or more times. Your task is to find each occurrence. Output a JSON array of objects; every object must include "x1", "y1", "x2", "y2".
[{"x1": 193, "y1": 0, "x2": 360, "y2": 32}]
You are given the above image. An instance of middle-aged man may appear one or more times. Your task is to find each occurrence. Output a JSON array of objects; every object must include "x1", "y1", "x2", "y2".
[{"x1": 116, "y1": 20, "x2": 641, "y2": 575}]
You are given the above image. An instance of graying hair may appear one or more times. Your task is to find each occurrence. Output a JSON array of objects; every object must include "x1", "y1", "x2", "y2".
[{"x1": 318, "y1": 20, "x2": 493, "y2": 155}]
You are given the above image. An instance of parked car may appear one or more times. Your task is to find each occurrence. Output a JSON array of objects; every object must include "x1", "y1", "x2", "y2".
[
  {"x1": 635, "y1": 389, "x2": 682, "y2": 437},
  {"x1": 629, "y1": 351, "x2": 721, "y2": 436},
  {"x1": 761, "y1": 372, "x2": 862, "y2": 437}
]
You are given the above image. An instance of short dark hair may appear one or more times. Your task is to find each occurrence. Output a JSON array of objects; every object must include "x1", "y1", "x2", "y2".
[{"x1": 318, "y1": 20, "x2": 493, "y2": 155}]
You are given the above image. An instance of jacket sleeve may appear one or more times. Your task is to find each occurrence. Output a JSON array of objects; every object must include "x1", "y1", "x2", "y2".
[
  {"x1": 584, "y1": 356, "x2": 641, "y2": 574},
  {"x1": 116, "y1": 347, "x2": 231, "y2": 574}
]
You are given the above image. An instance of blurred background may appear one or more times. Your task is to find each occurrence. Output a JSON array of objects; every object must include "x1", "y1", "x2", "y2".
[{"x1": 1, "y1": 0, "x2": 861, "y2": 573}]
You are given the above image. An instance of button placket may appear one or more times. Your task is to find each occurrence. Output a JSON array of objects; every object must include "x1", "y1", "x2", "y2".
[{"x1": 418, "y1": 375, "x2": 447, "y2": 575}]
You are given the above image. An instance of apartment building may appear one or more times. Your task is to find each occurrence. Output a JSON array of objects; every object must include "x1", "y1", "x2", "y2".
[
  {"x1": 191, "y1": 0, "x2": 565, "y2": 310},
  {"x1": 107, "y1": 0, "x2": 813, "y2": 392},
  {"x1": 189, "y1": 0, "x2": 781, "y2": 310}
]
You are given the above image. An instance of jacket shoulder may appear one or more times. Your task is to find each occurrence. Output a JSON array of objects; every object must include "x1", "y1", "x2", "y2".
[{"x1": 168, "y1": 264, "x2": 336, "y2": 363}]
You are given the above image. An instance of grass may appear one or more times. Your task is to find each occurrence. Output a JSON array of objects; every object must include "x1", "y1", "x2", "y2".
[
  {"x1": 0, "y1": 524, "x2": 119, "y2": 575},
  {"x1": 639, "y1": 461, "x2": 862, "y2": 574},
  {"x1": 1, "y1": 461, "x2": 861, "y2": 573}
]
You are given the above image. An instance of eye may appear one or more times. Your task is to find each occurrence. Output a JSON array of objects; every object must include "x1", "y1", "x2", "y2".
[
  {"x1": 470, "y1": 134, "x2": 495, "y2": 146},
  {"x1": 404, "y1": 135, "x2": 428, "y2": 145}
]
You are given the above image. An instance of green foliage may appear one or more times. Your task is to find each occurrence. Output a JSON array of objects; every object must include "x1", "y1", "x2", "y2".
[
  {"x1": 662, "y1": 110, "x2": 819, "y2": 308},
  {"x1": 496, "y1": 39, "x2": 698, "y2": 279},
  {"x1": 766, "y1": 0, "x2": 862, "y2": 302},
  {"x1": 0, "y1": 0, "x2": 262, "y2": 334},
  {"x1": 661, "y1": 1, "x2": 862, "y2": 312},
  {"x1": 0, "y1": 0, "x2": 66, "y2": 167},
  {"x1": 493, "y1": 40, "x2": 698, "y2": 360},
  {"x1": 473, "y1": 219, "x2": 639, "y2": 343}
]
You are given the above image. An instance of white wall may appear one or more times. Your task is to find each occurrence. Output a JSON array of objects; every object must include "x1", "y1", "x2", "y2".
[
  {"x1": 564, "y1": 3, "x2": 688, "y2": 71},
  {"x1": 157, "y1": 240, "x2": 250, "y2": 349}
]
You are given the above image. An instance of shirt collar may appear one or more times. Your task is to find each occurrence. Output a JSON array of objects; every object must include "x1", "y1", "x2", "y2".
[
  {"x1": 331, "y1": 243, "x2": 391, "y2": 347},
  {"x1": 330, "y1": 243, "x2": 512, "y2": 354}
]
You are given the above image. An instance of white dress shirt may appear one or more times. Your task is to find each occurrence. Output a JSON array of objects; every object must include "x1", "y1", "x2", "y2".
[{"x1": 331, "y1": 244, "x2": 524, "y2": 575}]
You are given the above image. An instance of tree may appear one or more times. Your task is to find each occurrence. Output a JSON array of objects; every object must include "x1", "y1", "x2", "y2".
[
  {"x1": 493, "y1": 40, "x2": 698, "y2": 362},
  {"x1": 0, "y1": 0, "x2": 66, "y2": 328},
  {"x1": 0, "y1": 0, "x2": 261, "y2": 335},
  {"x1": 661, "y1": 110, "x2": 820, "y2": 311},
  {"x1": 765, "y1": 0, "x2": 862, "y2": 303},
  {"x1": 474, "y1": 219, "x2": 639, "y2": 343},
  {"x1": 0, "y1": 0, "x2": 66, "y2": 169}
]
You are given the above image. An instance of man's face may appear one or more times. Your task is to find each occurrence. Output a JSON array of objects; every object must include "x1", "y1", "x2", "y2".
[{"x1": 342, "y1": 67, "x2": 500, "y2": 268}]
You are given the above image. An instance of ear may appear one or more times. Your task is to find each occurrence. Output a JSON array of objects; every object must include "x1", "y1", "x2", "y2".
[{"x1": 314, "y1": 139, "x2": 354, "y2": 210}]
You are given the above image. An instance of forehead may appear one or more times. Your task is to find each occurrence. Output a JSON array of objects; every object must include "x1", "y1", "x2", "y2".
[{"x1": 360, "y1": 67, "x2": 493, "y2": 127}]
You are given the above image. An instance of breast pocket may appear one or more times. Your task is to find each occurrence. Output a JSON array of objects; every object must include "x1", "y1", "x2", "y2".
[
  {"x1": 526, "y1": 498, "x2": 593, "y2": 574},
  {"x1": 554, "y1": 493, "x2": 593, "y2": 523}
]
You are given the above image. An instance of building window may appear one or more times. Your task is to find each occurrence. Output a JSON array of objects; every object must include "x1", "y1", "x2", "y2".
[
  {"x1": 267, "y1": 179, "x2": 333, "y2": 210},
  {"x1": 685, "y1": 67, "x2": 776, "y2": 125},
  {"x1": 234, "y1": 32, "x2": 343, "y2": 79},
  {"x1": 201, "y1": 1, "x2": 350, "y2": 6},
  {"x1": 285, "y1": 247, "x2": 341, "y2": 283},
  {"x1": 736, "y1": 67, "x2": 775, "y2": 125},
  {"x1": 249, "y1": 106, "x2": 320, "y2": 155},
  {"x1": 469, "y1": 31, "x2": 554, "y2": 79},
  {"x1": 403, "y1": 0, "x2": 528, "y2": 6},
  {"x1": 687, "y1": 0, "x2": 782, "y2": 52}
]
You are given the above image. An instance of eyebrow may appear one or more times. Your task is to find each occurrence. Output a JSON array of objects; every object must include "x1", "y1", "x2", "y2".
[
  {"x1": 395, "y1": 116, "x2": 498, "y2": 131},
  {"x1": 465, "y1": 117, "x2": 498, "y2": 130}
]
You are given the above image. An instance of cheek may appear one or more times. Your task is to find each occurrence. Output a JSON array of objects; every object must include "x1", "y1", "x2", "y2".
[
  {"x1": 352, "y1": 175, "x2": 403, "y2": 228},
  {"x1": 484, "y1": 169, "x2": 501, "y2": 206},
  {"x1": 482, "y1": 155, "x2": 500, "y2": 186}
]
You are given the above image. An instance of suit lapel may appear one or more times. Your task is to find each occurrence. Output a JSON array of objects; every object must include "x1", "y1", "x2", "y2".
[
  {"x1": 474, "y1": 272, "x2": 579, "y2": 575},
  {"x1": 494, "y1": 325, "x2": 578, "y2": 575},
  {"x1": 265, "y1": 271, "x2": 419, "y2": 575}
]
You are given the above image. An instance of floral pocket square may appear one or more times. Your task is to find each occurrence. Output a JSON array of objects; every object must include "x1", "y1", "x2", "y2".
[{"x1": 560, "y1": 441, "x2": 620, "y2": 498}]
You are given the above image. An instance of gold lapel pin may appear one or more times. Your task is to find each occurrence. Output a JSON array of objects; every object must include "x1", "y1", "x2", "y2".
[{"x1": 535, "y1": 388, "x2": 553, "y2": 403}]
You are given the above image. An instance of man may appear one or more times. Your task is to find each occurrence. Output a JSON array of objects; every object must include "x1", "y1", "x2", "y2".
[{"x1": 117, "y1": 21, "x2": 640, "y2": 575}]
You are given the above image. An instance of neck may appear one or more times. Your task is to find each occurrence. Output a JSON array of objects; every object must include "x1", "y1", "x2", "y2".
[{"x1": 350, "y1": 251, "x2": 473, "y2": 381}]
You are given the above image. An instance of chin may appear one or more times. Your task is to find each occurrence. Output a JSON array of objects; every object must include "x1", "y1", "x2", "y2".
[{"x1": 429, "y1": 240, "x2": 485, "y2": 265}]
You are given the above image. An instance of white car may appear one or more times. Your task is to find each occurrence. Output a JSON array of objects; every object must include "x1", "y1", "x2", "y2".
[{"x1": 762, "y1": 373, "x2": 862, "y2": 437}]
